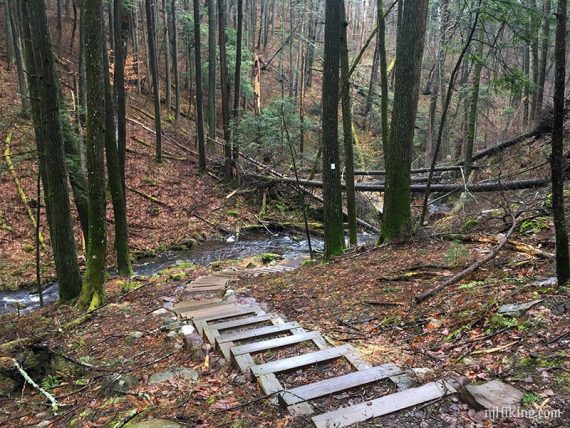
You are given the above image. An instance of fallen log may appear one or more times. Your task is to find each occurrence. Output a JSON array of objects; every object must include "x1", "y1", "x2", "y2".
[
  {"x1": 251, "y1": 174, "x2": 549, "y2": 193},
  {"x1": 415, "y1": 218, "x2": 519, "y2": 303},
  {"x1": 354, "y1": 166, "x2": 476, "y2": 176},
  {"x1": 205, "y1": 136, "x2": 381, "y2": 233}
]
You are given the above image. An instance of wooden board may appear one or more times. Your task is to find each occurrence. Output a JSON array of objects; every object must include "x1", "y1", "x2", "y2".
[
  {"x1": 173, "y1": 299, "x2": 226, "y2": 314},
  {"x1": 181, "y1": 303, "x2": 255, "y2": 319},
  {"x1": 311, "y1": 379, "x2": 457, "y2": 428},
  {"x1": 183, "y1": 306, "x2": 261, "y2": 327},
  {"x1": 217, "y1": 321, "x2": 301, "y2": 344},
  {"x1": 186, "y1": 285, "x2": 226, "y2": 293},
  {"x1": 231, "y1": 331, "x2": 323, "y2": 356},
  {"x1": 279, "y1": 364, "x2": 403, "y2": 406},
  {"x1": 203, "y1": 314, "x2": 273, "y2": 345},
  {"x1": 250, "y1": 345, "x2": 350, "y2": 376}
]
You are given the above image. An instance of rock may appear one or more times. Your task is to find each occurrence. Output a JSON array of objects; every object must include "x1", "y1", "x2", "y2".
[
  {"x1": 163, "y1": 301, "x2": 174, "y2": 310},
  {"x1": 531, "y1": 277, "x2": 557, "y2": 287},
  {"x1": 390, "y1": 373, "x2": 414, "y2": 391},
  {"x1": 425, "y1": 318, "x2": 443, "y2": 330},
  {"x1": 148, "y1": 367, "x2": 199, "y2": 384},
  {"x1": 460, "y1": 380, "x2": 523, "y2": 411},
  {"x1": 497, "y1": 299, "x2": 543, "y2": 316},
  {"x1": 102, "y1": 374, "x2": 138, "y2": 396},
  {"x1": 237, "y1": 296, "x2": 257, "y2": 306},
  {"x1": 462, "y1": 357, "x2": 477, "y2": 367},
  {"x1": 183, "y1": 331, "x2": 205, "y2": 359},
  {"x1": 152, "y1": 308, "x2": 168, "y2": 316},
  {"x1": 127, "y1": 331, "x2": 144, "y2": 343},
  {"x1": 127, "y1": 419, "x2": 181, "y2": 428},
  {"x1": 161, "y1": 320, "x2": 184, "y2": 332},
  {"x1": 179, "y1": 324, "x2": 195, "y2": 336},
  {"x1": 411, "y1": 367, "x2": 434, "y2": 382}
]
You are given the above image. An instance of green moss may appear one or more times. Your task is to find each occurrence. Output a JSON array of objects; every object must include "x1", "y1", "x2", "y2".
[
  {"x1": 521, "y1": 392, "x2": 539, "y2": 407},
  {"x1": 259, "y1": 253, "x2": 283, "y2": 264},
  {"x1": 556, "y1": 372, "x2": 570, "y2": 394},
  {"x1": 21, "y1": 243, "x2": 35, "y2": 253},
  {"x1": 519, "y1": 217, "x2": 550, "y2": 235},
  {"x1": 462, "y1": 218, "x2": 479, "y2": 230}
]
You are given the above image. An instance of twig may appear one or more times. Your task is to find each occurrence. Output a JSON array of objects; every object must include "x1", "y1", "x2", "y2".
[
  {"x1": 13, "y1": 359, "x2": 59, "y2": 413},
  {"x1": 415, "y1": 216, "x2": 519, "y2": 303}
]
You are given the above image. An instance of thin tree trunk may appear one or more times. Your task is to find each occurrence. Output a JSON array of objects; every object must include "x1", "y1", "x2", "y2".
[
  {"x1": 193, "y1": 0, "x2": 206, "y2": 172},
  {"x1": 218, "y1": 0, "x2": 232, "y2": 180},
  {"x1": 114, "y1": 0, "x2": 128, "y2": 191},
  {"x1": 103, "y1": 29, "x2": 133, "y2": 277},
  {"x1": 171, "y1": 0, "x2": 180, "y2": 120},
  {"x1": 7, "y1": 0, "x2": 29, "y2": 117},
  {"x1": 377, "y1": 0, "x2": 389, "y2": 163},
  {"x1": 534, "y1": 0, "x2": 551, "y2": 122},
  {"x1": 232, "y1": 0, "x2": 243, "y2": 168},
  {"x1": 146, "y1": 0, "x2": 162, "y2": 163},
  {"x1": 208, "y1": 0, "x2": 217, "y2": 139},
  {"x1": 551, "y1": 0, "x2": 569, "y2": 284},
  {"x1": 163, "y1": 0, "x2": 171, "y2": 112},
  {"x1": 340, "y1": 1, "x2": 357, "y2": 247}
]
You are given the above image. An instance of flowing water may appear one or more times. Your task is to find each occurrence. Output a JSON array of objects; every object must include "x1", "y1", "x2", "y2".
[{"x1": 0, "y1": 232, "x2": 377, "y2": 316}]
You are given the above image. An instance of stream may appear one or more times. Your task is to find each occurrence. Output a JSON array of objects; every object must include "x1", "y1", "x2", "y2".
[{"x1": 0, "y1": 232, "x2": 377, "y2": 316}]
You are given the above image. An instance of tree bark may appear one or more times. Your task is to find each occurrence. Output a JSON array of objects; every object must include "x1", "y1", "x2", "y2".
[
  {"x1": 551, "y1": 0, "x2": 569, "y2": 285},
  {"x1": 218, "y1": 0, "x2": 232, "y2": 180},
  {"x1": 207, "y1": 0, "x2": 216, "y2": 140},
  {"x1": 171, "y1": 0, "x2": 180, "y2": 120},
  {"x1": 534, "y1": 0, "x2": 551, "y2": 122},
  {"x1": 79, "y1": 0, "x2": 108, "y2": 311},
  {"x1": 232, "y1": 0, "x2": 243, "y2": 167},
  {"x1": 321, "y1": 0, "x2": 344, "y2": 258},
  {"x1": 23, "y1": 0, "x2": 82, "y2": 302},
  {"x1": 340, "y1": 1, "x2": 357, "y2": 247},
  {"x1": 380, "y1": 0, "x2": 428, "y2": 242},
  {"x1": 113, "y1": 0, "x2": 128, "y2": 190},
  {"x1": 145, "y1": 0, "x2": 162, "y2": 163},
  {"x1": 193, "y1": 0, "x2": 207, "y2": 172}
]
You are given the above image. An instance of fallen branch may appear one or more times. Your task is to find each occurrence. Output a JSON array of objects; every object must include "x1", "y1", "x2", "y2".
[
  {"x1": 13, "y1": 358, "x2": 59, "y2": 412},
  {"x1": 415, "y1": 217, "x2": 519, "y2": 303},
  {"x1": 450, "y1": 234, "x2": 554, "y2": 260}
]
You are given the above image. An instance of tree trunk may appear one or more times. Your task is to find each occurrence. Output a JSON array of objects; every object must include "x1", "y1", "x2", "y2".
[
  {"x1": 340, "y1": 1, "x2": 357, "y2": 247},
  {"x1": 79, "y1": 0, "x2": 108, "y2": 311},
  {"x1": 7, "y1": 0, "x2": 29, "y2": 117},
  {"x1": 464, "y1": 27, "x2": 484, "y2": 180},
  {"x1": 232, "y1": 0, "x2": 243, "y2": 168},
  {"x1": 145, "y1": 0, "x2": 162, "y2": 163},
  {"x1": 218, "y1": 0, "x2": 232, "y2": 180},
  {"x1": 363, "y1": 37, "x2": 379, "y2": 118},
  {"x1": 113, "y1": 0, "x2": 128, "y2": 190},
  {"x1": 321, "y1": 0, "x2": 344, "y2": 258},
  {"x1": 193, "y1": 0, "x2": 207, "y2": 172},
  {"x1": 103, "y1": 29, "x2": 133, "y2": 277},
  {"x1": 171, "y1": 0, "x2": 180, "y2": 121},
  {"x1": 377, "y1": 0, "x2": 389, "y2": 162},
  {"x1": 4, "y1": 0, "x2": 15, "y2": 68},
  {"x1": 551, "y1": 0, "x2": 569, "y2": 284},
  {"x1": 207, "y1": 0, "x2": 216, "y2": 140},
  {"x1": 380, "y1": 0, "x2": 428, "y2": 243},
  {"x1": 162, "y1": 0, "x2": 171, "y2": 112},
  {"x1": 23, "y1": 0, "x2": 82, "y2": 302},
  {"x1": 534, "y1": 0, "x2": 551, "y2": 122},
  {"x1": 529, "y1": 0, "x2": 539, "y2": 123}
]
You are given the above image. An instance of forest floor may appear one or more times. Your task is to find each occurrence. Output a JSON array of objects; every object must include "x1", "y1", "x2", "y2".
[{"x1": 0, "y1": 217, "x2": 568, "y2": 427}]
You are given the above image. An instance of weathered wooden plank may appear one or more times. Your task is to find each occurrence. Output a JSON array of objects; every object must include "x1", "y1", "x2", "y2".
[
  {"x1": 311, "y1": 380, "x2": 457, "y2": 428},
  {"x1": 181, "y1": 303, "x2": 255, "y2": 319},
  {"x1": 257, "y1": 373, "x2": 283, "y2": 395},
  {"x1": 342, "y1": 345, "x2": 373, "y2": 371},
  {"x1": 186, "y1": 306, "x2": 262, "y2": 334},
  {"x1": 231, "y1": 331, "x2": 323, "y2": 356},
  {"x1": 279, "y1": 364, "x2": 403, "y2": 406},
  {"x1": 203, "y1": 314, "x2": 273, "y2": 345},
  {"x1": 207, "y1": 314, "x2": 274, "y2": 332},
  {"x1": 186, "y1": 285, "x2": 226, "y2": 292},
  {"x1": 217, "y1": 322, "x2": 301, "y2": 344},
  {"x1": 250, "y1": 345, "x2": 350, "y2": 376},
  {"x1": 173, "y1": 299, "x2": 226, "y2": 314}
]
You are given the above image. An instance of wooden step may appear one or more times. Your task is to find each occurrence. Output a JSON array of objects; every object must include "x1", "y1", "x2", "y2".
[
  {"x1": 279, "y1": 363, "x2": 403, "y2": 406},
  {"x1": 251, "y1": 345, "x2": 351, "y2": 377},
  {"x1": 186, "y1": 285, "x2": 226, "y2": 292},
  {"x1": 183, "y1": 306, "x2": 263, "y2": 334},
  {"x1": 181, "y1": 303, "x2": 255, "y2": 320},
  {"x1": 203, "y1": 314, "x2": 275, "y2": 345},
  {"x1": 173, "y1": 299, "x2": 226, "y2": 315},
  {"x1": 217, "y1": 321, "x2": 301, "y2": 344},
  {"x1": 231, "y1": 331, "x2": 323, "y2": 357},
  {"x1": 311, "y1": 379, "x2": 458, "y2": 428}
]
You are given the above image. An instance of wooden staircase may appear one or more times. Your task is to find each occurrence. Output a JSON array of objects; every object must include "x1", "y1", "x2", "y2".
[{"x1": 173, "y1": 272, "x2": 458, "y2": 427}]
